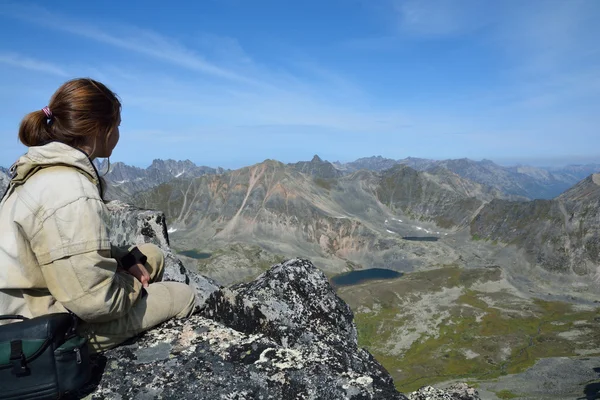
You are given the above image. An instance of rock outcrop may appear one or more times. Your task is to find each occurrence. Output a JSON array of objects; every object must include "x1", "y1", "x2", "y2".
[
  {"x1": 90, "y1": 259, "x2": 406, "y2": 399},
  {"x1": 105, "y1": 200, "x2": 220, "y2": 305},
  {"x1": 0, "y1": 166, "x2": 9, "y2": 197},
  {"x1": 91, "y1": 202, "x2": 480, "y2": 399}
]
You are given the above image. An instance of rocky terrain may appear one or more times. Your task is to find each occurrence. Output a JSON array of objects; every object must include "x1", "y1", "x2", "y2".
[
  {"x1": 89, "y1": 200, "x2": 480, "y2": 400},
  {"x1": 96, "y1": 159, "x2": 226, "y2": 202},
  {"x1": 0, "y1": 166, "x2": 9, "y2": 196}
]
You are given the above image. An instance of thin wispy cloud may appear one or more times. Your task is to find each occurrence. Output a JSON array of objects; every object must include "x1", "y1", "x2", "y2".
[
  {"x1": 0, "y1": 4, "x2": 386, "y2": 134},
  {"x1": 0, "y1": 3, "x2": 259, "y2": 86},
  {"x1": 0, "y1": 52, "x2": 69, "y2": 77},
  {"x1": 394, "y1": 0, "x2": 492, "y2": 37}
]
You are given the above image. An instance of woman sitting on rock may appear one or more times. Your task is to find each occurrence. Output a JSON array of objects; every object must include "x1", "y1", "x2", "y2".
[{"x1": 0, "y1": 78, "x2": 196, "y2": 353}]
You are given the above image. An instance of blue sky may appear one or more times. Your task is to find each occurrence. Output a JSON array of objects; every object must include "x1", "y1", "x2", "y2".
[{"x1": 0, "y1": 0, "x2": 599, "y2": 169}]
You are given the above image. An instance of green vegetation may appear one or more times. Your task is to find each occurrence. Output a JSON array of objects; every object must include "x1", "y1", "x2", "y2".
[
  {"x1": 337, "y1": 267, "x2": 600, "y2": 393},
  {"x1": 495, "y1": 390, "x2": 519, "y2": 399}
]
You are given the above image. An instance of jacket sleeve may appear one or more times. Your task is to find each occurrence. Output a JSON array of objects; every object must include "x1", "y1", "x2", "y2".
[
  {"x1": 40, "y1": 250, "x2": 142, "y2": 322},
  {"x1": 28, "y1": 196, "x2": 142, "y2": 323}
]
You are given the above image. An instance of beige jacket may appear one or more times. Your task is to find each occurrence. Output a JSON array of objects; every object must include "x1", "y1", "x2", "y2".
[{"x1": 0, "y1": 142, "x2": 142, "y2": 322}]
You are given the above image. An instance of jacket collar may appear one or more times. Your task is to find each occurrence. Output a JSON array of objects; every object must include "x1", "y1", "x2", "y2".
[{"x1": 9, "y1": 142, "x2": 103, "y2": 197}]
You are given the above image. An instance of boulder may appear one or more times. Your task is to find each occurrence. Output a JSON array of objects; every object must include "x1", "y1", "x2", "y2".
[
  {"x1": 407, "y1": 383, "x2": 480, "y2": 400},
  {"x1": 105, "y1": 200, "x2": 220, "y2": 305}
]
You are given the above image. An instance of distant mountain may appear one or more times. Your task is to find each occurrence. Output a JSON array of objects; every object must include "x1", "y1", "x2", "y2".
[
  {"x1": 471, "y1": 173, "x2": 600, "y2": 275},
  {"x1": 544, "y1": 163, "x2": 600, "y2": 182},
  {"x1": 396, "y1": 157, "x2": 440, "y2": 171},
  {"x1": 0, "y1": 167, "x2": 9, "y2": 196},
  {"x1": 339, "y1": 156, "x2": 401, "y2": 172},
  {"x1": 377, "y1": 165, "x2": 488, "y2": 228},
  {"x1": 428, "y1": 158, "x2": 570, "y2": 199},
  {"x1": 334, "y1": 156, "x2": 594, "y2": 200},
  {"x1": 289, "y1": 155, "x2": 343, "y2": 179},
  {"x1": 97, "y1": 159, "x2": 226, "y2": 201}
]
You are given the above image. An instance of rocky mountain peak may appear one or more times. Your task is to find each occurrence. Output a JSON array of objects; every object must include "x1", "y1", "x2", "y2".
[
  {"x1": 346, "y1": 156, "x2": 399, "y2": 172},
  {"x1": 290, "y1": 155, "x2": 342, "y2": 179},
  {"x1": 99, "y1": 159, "x2": 224, "y2": 202}
]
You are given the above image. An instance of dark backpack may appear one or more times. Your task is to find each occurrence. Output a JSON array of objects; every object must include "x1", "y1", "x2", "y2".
[{"x1": 0, "y1": 313, "x2": 91, "y2": 399}]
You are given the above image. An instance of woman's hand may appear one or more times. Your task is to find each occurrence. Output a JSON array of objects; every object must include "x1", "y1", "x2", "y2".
[{"x1": 125, "y1": 263, "x2": 151, "y2": 288}]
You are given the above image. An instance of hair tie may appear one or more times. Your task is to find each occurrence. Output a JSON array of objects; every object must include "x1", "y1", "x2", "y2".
[{"x1": 42, "y1": 106, "x2": 53, "y2": 119}]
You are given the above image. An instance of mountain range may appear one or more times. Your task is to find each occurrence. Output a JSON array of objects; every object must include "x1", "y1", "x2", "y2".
[
  {"x1": 336, "y1": 155, "x2": 600, "y2": 199},
  {"x1": 95, "y1": 159, "x2": 227, "y2": 201},
  {"x1": 132, "y1": 156, "x2": 523, "y2": 274},
  {"x1": 3, "y1": 154, "x2": 597, "y2": 201},
  {"x1": 111, "y1": 154, "x2": 598, "y2": 297}
]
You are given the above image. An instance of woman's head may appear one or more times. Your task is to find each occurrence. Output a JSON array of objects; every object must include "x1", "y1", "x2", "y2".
[{"x1": 18, "y1": 78, "x2": 122, "y2": 159}]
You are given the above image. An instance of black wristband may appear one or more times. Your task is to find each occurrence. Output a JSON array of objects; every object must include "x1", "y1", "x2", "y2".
[{"x1": 119, "y1": 247, "x2": 148, "y2": 270}]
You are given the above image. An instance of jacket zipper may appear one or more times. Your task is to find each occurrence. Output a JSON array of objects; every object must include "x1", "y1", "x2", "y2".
[{"x1": 74, "y1": 348, "x2": 82, "y2": 364}]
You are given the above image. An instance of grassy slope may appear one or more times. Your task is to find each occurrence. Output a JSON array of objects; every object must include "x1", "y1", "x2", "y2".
[{"x1": 337, "y1": 266, "x2": 600, "y2": 392}]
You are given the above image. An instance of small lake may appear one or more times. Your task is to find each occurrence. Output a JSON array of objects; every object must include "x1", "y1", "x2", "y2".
[
  {"x1": 402, "y1": 236, "x2": 439, "y2": 242},
  {"x1": 178, "y1": 250, "x2": 212, "y2": 259},
  {"x1": 331, "y1": 268, "x2": 403, "y2": 286}
]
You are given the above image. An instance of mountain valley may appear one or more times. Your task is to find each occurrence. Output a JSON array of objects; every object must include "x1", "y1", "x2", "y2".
[{"x1": 2, "y1": 155, "x2": 600, "y2": 398}]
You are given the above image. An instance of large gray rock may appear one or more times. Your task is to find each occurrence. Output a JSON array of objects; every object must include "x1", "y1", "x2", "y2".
[
  {"x1": 89, "y1": 259, "x2": 408, "y2": 400},
  {"x1": 105, "y1": 200, "x2": 220, "y2": 305}
]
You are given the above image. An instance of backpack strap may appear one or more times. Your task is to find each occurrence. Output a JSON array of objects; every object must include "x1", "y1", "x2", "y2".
[{"x1": 9, "y1": 340, "x2": 29, "y2": 377}]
